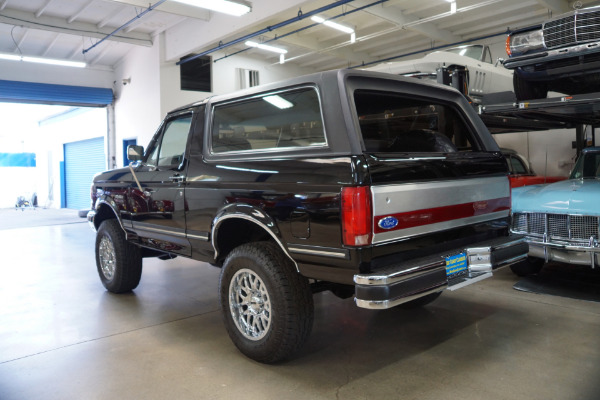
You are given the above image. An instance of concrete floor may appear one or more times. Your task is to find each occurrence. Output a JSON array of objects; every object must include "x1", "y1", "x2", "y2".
[{"x1": 1, "y1": 209, "x2": 599, "y2": 400}]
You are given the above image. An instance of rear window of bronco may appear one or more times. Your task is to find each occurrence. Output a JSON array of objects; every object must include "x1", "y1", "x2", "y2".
[
  {"x1": 354, "y1": 90, "x2": 480, "y2": 153},
  {"x1": 210, "y1": 87, "x2": 326, "y2": 154}
]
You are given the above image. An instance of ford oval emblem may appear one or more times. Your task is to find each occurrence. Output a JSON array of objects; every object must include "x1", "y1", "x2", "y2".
[{"x1": 378, "y1": 216, "x2": 399, "y2": 230}]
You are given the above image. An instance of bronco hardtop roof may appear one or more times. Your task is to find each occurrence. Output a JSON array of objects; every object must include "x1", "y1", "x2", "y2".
[{"x1": 168, "y1": 68, "x2": 462, "y2": 115}]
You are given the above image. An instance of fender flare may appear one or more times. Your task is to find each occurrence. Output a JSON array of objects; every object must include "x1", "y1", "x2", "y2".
[
  {"x1": 90, "y1": 195, "x2": 126, "y2": 233},
  {"x1": 211, "y1": 203, "x2": 298, "y2": 271}
]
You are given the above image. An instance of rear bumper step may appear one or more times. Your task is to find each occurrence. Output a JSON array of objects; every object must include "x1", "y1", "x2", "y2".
[{"x1": 354, "y1": 235, "x2": 527, "y2": 309}]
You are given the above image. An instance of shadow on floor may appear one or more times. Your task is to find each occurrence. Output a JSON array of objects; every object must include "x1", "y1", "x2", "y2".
[{"x1": 514, "y1": 262, "x2": 600, "y2": 302}]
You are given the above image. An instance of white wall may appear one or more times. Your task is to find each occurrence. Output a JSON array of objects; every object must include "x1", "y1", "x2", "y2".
[
  {"x1": 159, "y1": 48, "x2": 314, "y2": 115},
  {"x1": 112, "y1": 34, "x2": 313, "y2": 161},
  {"x1": 493, "y1": 129, "x2": 583, "y2": 177},
  {"x1": 112, "y1": 41, "x2": 162, "y2": 168}
]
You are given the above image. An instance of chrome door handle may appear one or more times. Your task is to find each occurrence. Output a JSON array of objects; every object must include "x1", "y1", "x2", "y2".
[{"x1": 169, "y1": 174, "x2": 184, "y2": 183}]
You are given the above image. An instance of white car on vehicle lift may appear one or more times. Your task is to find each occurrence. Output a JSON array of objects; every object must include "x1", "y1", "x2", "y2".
[{"x1": 365, "y1": 44, "x2": 514, "y2": 104}]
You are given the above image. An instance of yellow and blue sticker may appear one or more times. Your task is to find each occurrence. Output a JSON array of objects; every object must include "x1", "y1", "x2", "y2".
[{"x1": 445, "y1": 252, "x2": 467, "y2": 276}]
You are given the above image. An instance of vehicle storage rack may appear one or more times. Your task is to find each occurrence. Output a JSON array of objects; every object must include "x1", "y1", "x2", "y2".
[
  {"x1": 477, "y1": 92, "x2": 600, "y2": 153},
  {"x1": 478, "y1": 92, "x2": 600, "y2": 132}
]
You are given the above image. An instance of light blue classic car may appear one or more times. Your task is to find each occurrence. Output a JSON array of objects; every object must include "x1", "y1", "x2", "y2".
[{"x1": 510, "y1": 147, "x2": 600, "y2": 276}]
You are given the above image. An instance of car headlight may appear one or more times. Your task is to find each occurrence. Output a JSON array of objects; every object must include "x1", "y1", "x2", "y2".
[{"x1": 506, "y1": 29, "x2": 545, "y2": 56}]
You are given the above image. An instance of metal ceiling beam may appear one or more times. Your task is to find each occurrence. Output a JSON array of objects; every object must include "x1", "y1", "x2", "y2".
[
  {"x1": 110, "y1": 0, "x2": 210, "y2": 21},
  {"x1": 68, "y1": 0, "x2": 95, "y2": 24},
  {"x1": 438, "y1": 0, "x2": 539, "y2": 30},
  {"x1": 83, "y1": 0, "x2": 170, "y2": 53},
  {"x1": 536, "y1": 0, "x2": 570, "y2": 14},
  {"x1": 277, "y1": 34, "x2": 372, "y2": 65},
  {"x1": 35, "y1": 0, "x2": 55, "y2": 19},
  {"x1": 350, "y1": 0, "x2": 462, "y2": 43},
  {"x1": 151, "y1": 15, "x2": 187, "y2": 37},
  {"x1": 453, "y1": 9, "x2": 546, "y2": 37},
  {"x1": 0, "y1": 8, "x2": 153, "y2": 47},
  {"x1": 177, "y1": 0, "x2": 359, "y2": 65},
  {"x1": 42, "y1": 32, "x2": 61, "y2": 57}
]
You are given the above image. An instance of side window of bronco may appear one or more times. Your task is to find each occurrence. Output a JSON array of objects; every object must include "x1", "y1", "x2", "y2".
[
  {"x1": 146, "y1": 115, "x2": 193, "y2": 167},
  {"x1": 210, "y1": 87, "x2": 326, "y2": 154},
  {"x1": 354, "y1": 90, "x2": 480, "y2": 153}
]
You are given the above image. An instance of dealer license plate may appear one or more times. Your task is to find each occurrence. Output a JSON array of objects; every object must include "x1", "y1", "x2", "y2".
[{"x1": 445, "y1": 252, "x2": 467, "y2": 277}]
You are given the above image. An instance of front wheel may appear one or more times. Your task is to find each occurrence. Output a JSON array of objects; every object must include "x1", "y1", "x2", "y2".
[
  {"x1": 219, "y1": 242, "x2": 314, "y2": 363},
  {"x1": 510, "y1": 257, "x2": 544, "y2": 277},
  {"x1": 95, "y1": 219, "x2": 142, "y2": 293}
]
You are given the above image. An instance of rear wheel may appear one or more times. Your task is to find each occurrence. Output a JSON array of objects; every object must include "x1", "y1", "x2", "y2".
[
  {"x1": 219, "y1": 242, "x2": 314, "y2": 363},
  {"x1": 510, "y1": 257, "x2": 544, "y2": 277},
  {"x1": 513, "y1": 73, "x2": 548, "y2": 101},
  {"x1": 95, "y1": 219, "x2": 142, "y2": 293}
]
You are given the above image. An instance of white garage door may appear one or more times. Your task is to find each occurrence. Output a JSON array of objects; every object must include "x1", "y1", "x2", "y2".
[{"x1": 64, "y1": 137, "x2": 105, "y2": 210}]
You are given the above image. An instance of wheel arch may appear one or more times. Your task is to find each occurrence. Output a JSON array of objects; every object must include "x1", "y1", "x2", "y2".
[
  {"x1": 211, "y1": 204, "x2": 298, "y2": 270},
  {"x1": 92, "y1": 197, "x2": 124, "y2": 232}
]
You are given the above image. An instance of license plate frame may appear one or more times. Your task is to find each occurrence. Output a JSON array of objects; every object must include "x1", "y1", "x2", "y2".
[{"x1": 445, "y1": 252, "x2": 467, "y2": 277}]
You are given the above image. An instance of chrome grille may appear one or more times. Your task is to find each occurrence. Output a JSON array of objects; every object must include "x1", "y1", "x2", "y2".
[
  {"x1": 543, "y1": 9, "x2": 600, "y2": 49},
  {"x1": 528, "y1": 213, "x2": 546, "y2": 235},
  {"x1": 548, "y1": 214, "x2": 568, "y2": 238},
  {"x1": 512, "y1": 213, "x2": 600, "y2": 241},
  {"x1": 571, "y1": 215, "x2": 599, "y2": 240}
]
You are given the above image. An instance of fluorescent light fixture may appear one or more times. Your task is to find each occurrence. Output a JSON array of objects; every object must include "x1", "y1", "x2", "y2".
[
  {"x1": 0, "y1": 53, "x2": 21, "y2": 61},
  {"x1": 279, "y1": 54, "x2": 285, "y2": 64},
  {"x1": 0, "y1": 52, "x2": 86, "y2": 68},
  {"x1": 450, "y1": 1, "x2": 457, "y2": 14},
  {"x1": 311, "y1": 15, "x2": 354, "y2": 34},
  {"x1": 171, "y1": 0, "x2": 251, "y2": 16},
  {"x1": 23, "y1": 56, "x2": 86, "y2": 68},
  {"x1": 245, "y1": 41, "x2": 287, "y2": 54},
  {"x1": 263, "y1": 95, "x2": 293, "y2": 109}
]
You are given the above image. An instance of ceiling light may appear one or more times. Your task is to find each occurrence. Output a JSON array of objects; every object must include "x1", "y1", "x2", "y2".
[
  {"x1": 245, "y1": 41, "x2": 287, "y2": 54},
  {"x1": 0, "y1": 53, "x2": 21, "y2": 61},
  {"x1": 311, "y1": 16, "x2": 354, "y2": 34},
  {"x1": 0, "y1": 53, "x2": 86, "y2": 68},
  {"x1": 171, "y1": 0, "x2": 251, "y2": 16},
  {"x1": 263, "y1": 95, "x2": 293, "y2": 109}
]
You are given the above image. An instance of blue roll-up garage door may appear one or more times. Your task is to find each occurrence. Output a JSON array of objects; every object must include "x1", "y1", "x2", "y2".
[
  {"x1": 64, "y1": 137, "x2": 105, "y2": 210},
  {"x1": 0, "y1": 80, "x2": 113, "y2": 107}
]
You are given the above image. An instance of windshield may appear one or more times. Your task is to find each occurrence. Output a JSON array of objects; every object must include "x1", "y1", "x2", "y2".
[
  {"x1": 445, "y1": 45, "x2": 483, "y2": 61},
  {"x1": 570, "y1": 151, "x2": 600, "y2": 179}
]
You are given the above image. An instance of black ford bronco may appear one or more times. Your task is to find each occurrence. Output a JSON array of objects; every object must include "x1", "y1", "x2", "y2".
[{"x1": 88, "y1": 69, "x2": 527, "y2": 363}]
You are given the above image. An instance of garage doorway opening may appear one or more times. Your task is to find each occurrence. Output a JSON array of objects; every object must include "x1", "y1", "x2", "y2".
[{"x1": 0, "y1": 103, "x2": 108, "y2": 210}]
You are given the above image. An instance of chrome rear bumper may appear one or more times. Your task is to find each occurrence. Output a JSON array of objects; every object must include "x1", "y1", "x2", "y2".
[{"x1": 354, "y1": 235, "x2": 527, "y2": 309}]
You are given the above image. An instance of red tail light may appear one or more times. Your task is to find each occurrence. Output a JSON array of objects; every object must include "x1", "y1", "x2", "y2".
[{"x1": 341, "y1": 186, "x2": 372, "y2": 246}]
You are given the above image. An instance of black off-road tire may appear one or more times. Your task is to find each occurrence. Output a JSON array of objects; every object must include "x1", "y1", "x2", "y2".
[
  {"x1": 219, "y1": 242, "x2": 314, "y2": 363},
  {"x1": 513, "y1": 73, "x2": 548, "y2": 101},
  {"x1": 95, "y1": 219, "x2": 142, "y2": 293},
  {"x1": 510, "y1": 257, "x2": 545, "y2": 277},
  {"x1": 397, "y1": 291, "x2": 442, "y2": 309}
]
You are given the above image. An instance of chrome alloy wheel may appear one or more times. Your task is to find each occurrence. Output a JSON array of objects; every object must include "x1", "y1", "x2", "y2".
[
  {"x1": 98, "y1": 236, "x2": 116, "y2": 280},
  {"x1": 229, "y1": 268, "x2": 272, "y2": 341}
]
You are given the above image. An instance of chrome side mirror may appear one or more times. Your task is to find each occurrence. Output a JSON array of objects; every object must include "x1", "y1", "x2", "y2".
[{"x1": 127, "y1": 145, "x2": 144, "y2": 162}]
